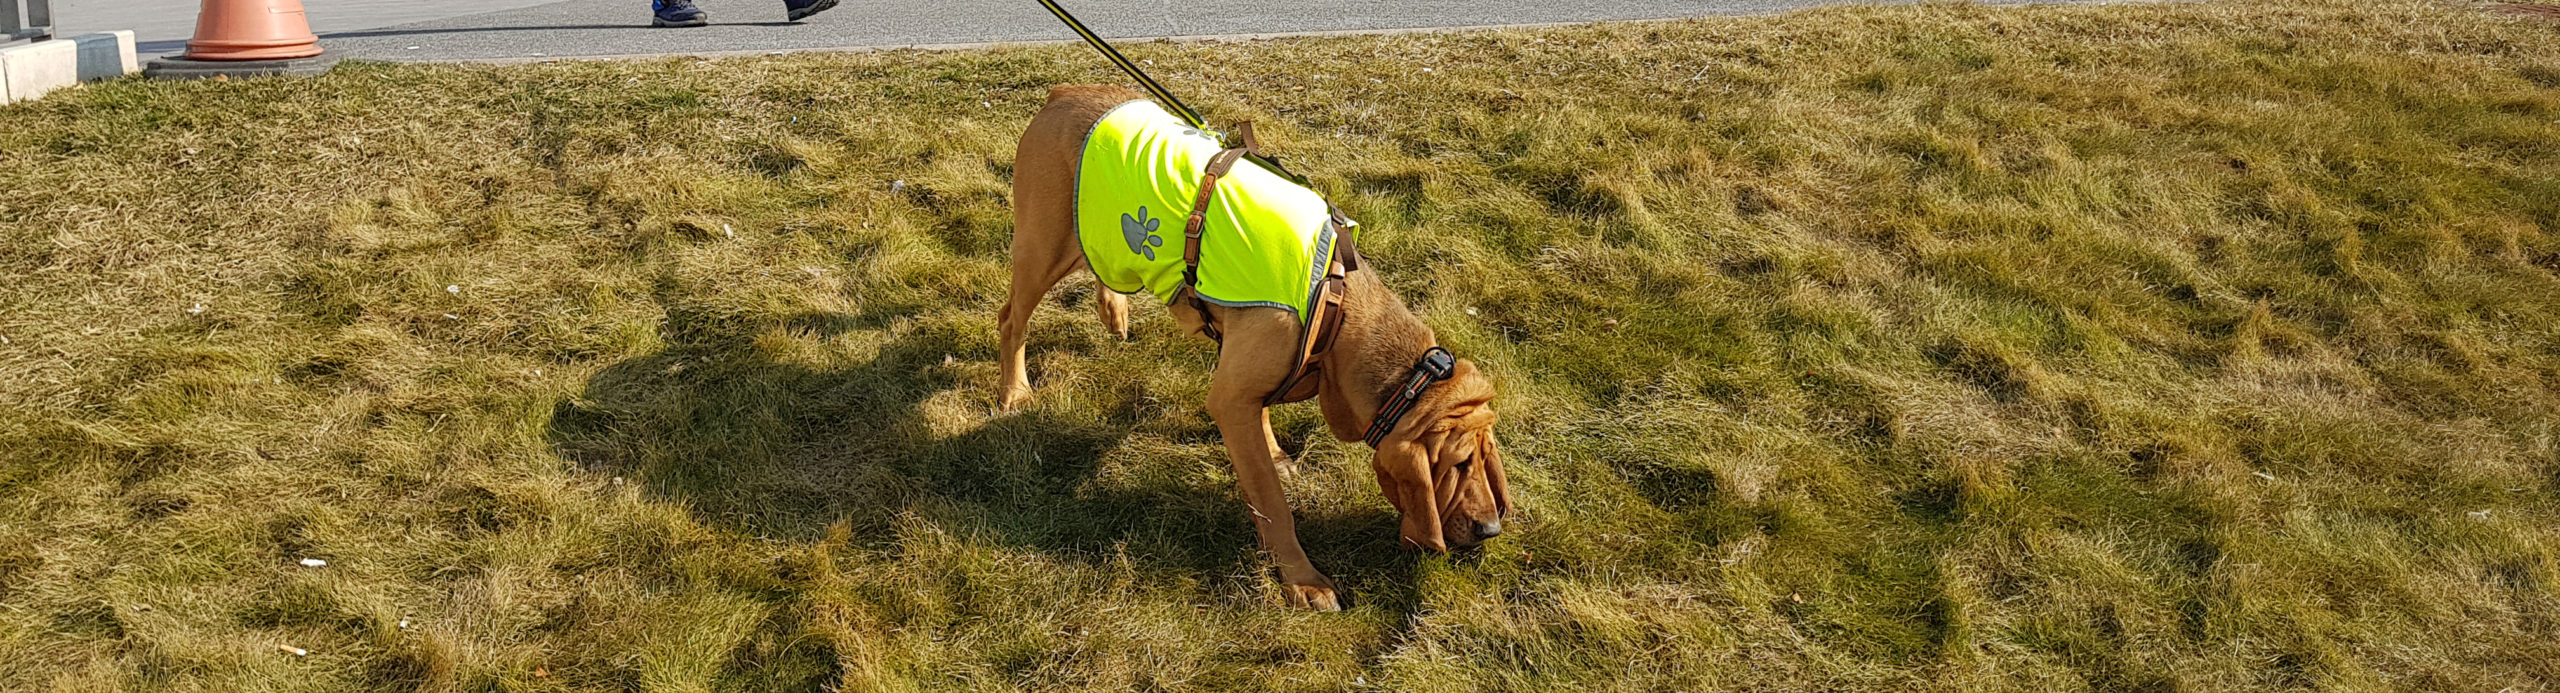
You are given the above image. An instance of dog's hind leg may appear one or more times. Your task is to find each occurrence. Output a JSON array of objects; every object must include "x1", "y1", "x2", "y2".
[
  {"x1": 1002, "y1": 87, "x2": 1131, "y2": 410},
  {"x1": 995, "y1": 181, "x2": 1079, "y2": 410},
  {"x1": 995, "y1": 253, "x2": 1076, "y2": 411}
]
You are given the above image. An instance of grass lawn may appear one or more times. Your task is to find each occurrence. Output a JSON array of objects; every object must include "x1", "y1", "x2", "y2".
[{"x1": 5, "y1": 0, "x2": 2560, "y2": 689}]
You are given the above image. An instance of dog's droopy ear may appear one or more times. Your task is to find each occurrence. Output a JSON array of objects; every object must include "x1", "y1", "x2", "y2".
[
  {"x1": 1437, "y1": 361, "x2": 1506, "y2": 491},
  {"x1": 1481, "y1": 429, "x2": 1512, "y2": 520},
  {"x1": 1377, "y1": 435, "x2": 1448, "y2": 552}
]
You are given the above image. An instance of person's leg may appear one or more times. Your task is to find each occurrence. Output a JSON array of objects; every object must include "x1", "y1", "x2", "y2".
[
  {"x1": 652, "y1": 0, "x2": 708, "y2": 27},
  {"x1": 785, "y1": 0, "x2": 839, "y2": 21}
]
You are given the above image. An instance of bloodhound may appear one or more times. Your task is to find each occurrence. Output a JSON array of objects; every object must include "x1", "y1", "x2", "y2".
[{"x1": 995, "y1": 85, "x2": 1513, "y2": 611}]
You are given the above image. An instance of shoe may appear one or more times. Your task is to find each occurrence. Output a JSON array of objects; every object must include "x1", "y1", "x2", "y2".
[
  {"x1": 785, "y1": 0, "x2": 839, "y2": 21},
  {"x1": 652, "y1": 0, "x2": 709, "y2": 27}
]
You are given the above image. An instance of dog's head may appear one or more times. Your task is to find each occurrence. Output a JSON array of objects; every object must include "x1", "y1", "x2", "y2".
[{"x1": 1371, "y1": 358, "x2": 1513, "y2": 552}]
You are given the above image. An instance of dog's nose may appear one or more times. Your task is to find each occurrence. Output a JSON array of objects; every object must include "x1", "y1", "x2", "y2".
[{"x1": 1474, "y1": 519, "x2": 1504, "y2": 540}]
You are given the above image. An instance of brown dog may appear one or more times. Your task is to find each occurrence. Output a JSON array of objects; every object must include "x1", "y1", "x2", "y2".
[{"x1": 997, "y1": 85, "x2": 1512, "y2": 610}]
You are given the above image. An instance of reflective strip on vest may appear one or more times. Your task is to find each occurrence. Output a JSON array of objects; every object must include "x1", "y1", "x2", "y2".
[{"x1": 1076, "y1": 100, "x2": 1342, "y2": 320}]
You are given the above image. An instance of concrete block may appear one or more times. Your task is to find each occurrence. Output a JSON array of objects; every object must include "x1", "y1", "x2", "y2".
[
  {"x1": 0, "y1": 39, "x2": 78, "y2": 104},
  {"x1": 70, "y1": 31, "x2": 139, "y2": 82}
]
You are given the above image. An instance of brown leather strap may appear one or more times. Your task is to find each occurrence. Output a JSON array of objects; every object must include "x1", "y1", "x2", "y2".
[
  {"x1": 1330, "y1": 208, "x2": 1362, "y2": 272},
  {"x1": 1264, "y1": 235, "x2": 1353, "y2": 406},
  {"x1": 1309, "y1": 275, "x2": 1348, "y2": 357},
  {"x1": 1181, "y1": 287, "x2": 1222, "y2": 342},
  {"x1": 1179, "y1": 147, "x2": 1250, "y2": 342},
  {"x1": 1182, "y1": 147, "x2": 1249, "y2": 271},
  {"x1": 1233, "y1": 121, "x2": 1265, "y2": 156}
]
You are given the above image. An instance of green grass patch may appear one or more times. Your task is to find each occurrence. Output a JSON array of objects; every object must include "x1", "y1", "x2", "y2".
[{"x1": 4, "y1": 0, "x2": 2560, "y2": 689}]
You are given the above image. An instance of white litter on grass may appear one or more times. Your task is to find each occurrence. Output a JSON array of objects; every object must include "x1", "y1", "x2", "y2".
[
  {"x1": 443, "y1": 313, "x2": 461, "y2": 321},
  {"x1": 891, "y1": 180, "x2": 907, "y2": 193},
  {"x1": 298, "y1": 558, "x2": 326, "y2": 568},
  {"x1": 445, "y1": 285, "x2": 460, "y2": 294},
  {"x1": 404, "y1": 46, "x2": 419, "y2": 50},
  {"x1": 277, "y1": 645, "x2": 308, "y2": 656},
  {"x1": 2469, "y1": 510, "x2": 2493, "y2": 520},
  {"x1": 1464, "y1": 307, "x2": 1479, "y2": 316},
  {"x1": 397, "y1": 618, "x2": 411, "y2": 630},
  {"x1": 722, "y1": 224, "x2": 734, "y2": 238},
  {"x1": 2252, "y1": 471, "x2": 2276, "y2": 481},
  {"x1": 1420, "y1": 67, "x2": 1433, "y2": 73},
  {"x1": 188, "y1": 303, "x2": 206, "y2": 314}
]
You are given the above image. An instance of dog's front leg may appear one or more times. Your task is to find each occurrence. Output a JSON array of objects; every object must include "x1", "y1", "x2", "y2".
[
  {"x1": 1207, "y1": 311, "x2": 1341, "y2": 611},
  {"x1": 1210, "y1": 399, "x2": 1340, "y2": 610}
]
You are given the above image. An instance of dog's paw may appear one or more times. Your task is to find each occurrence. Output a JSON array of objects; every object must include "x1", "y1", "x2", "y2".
[
  {"x1": 1272, "y1": 453, "x2": 1304, "y2": 478},
  {"x1": 1285, "y1": 578, "x2": 1342, "y2": 612},
  {"x1": 996, "y1": 382, "x2": 1033, "y2": 412}
]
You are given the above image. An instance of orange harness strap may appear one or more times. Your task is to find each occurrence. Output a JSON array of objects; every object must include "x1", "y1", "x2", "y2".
[
  {"x1": 1177, "y1": 146, "x2": 1251, "y2": 342},
  {"x1": 1263, "y1": 212, "x2": 1363, "y2": 406},
  {"x1": 1175, "y1": 127, "x2": 1357, "y2": 406}
]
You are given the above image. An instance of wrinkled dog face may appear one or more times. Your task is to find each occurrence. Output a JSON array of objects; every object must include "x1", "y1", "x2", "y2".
[{"x1": 1372, "y1": 361, "x2": 1512, "y2": 551}]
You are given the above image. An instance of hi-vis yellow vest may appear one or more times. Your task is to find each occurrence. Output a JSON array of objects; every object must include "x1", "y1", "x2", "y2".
[{"x1": 1077, "y1": 100, "x2": 1347, "y2": 320}]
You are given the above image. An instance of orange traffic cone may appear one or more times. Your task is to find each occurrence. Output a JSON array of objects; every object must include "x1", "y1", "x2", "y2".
[
  {"x1": 182, "y1": 0, "x2": 323, "y2": 60},
  {"x1": 145, "y1": 0, "x2": 336, "y2": 79}
]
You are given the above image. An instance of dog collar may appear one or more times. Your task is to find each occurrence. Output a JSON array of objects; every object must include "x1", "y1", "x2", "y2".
[{"x1": 1363, "y1": 347, "x2": 1456, "y2": 448}]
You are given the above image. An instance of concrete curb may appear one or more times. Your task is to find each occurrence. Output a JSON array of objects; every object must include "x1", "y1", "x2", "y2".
[
  {"x1": 145, "y1": 53, "x2": 340, "y2": 80},
  {"x1": 72, "y1": 30, "x2": 138, "y2": 81},
  {"x1": 1, "y1": 39, "x2": 76, "y2": 103},
  {"x1": 1, "y1": 30, "x2": 138, "y2": 103}
]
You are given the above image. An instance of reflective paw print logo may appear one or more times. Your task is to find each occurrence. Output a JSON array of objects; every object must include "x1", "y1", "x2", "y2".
[{"x1": 1122, "y1": 206, "x2": 1164, "y2": 261}]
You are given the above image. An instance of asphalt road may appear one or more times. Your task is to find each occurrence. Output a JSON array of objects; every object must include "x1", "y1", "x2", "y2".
[
  {"x1": 49, "y1": 0, "x2": 566, "y2": 55},
  {"x1": 62, "y1": 0, "x2": 2110, "y2": 63}
]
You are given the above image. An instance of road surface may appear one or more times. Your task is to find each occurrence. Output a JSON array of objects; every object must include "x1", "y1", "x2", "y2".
[{"x1": 50, "y1": 0, "x2": 2104, "y2": 63}]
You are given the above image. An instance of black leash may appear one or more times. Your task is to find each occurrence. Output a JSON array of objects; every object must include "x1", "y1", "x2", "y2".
[
  {"x1": 1032, "y1": 0, "x2": 1310, "y2": 184},
  {"x1": 1033, "y1": 0, "x2": 1210, "y2": 129}
]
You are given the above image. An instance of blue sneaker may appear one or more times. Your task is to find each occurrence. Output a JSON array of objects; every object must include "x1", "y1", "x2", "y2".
[
  {"x1": 652, "y1": 0, "x2": 708, "y2": 27},
  {"x1": 785, "y1": 0, "x2": 839, "y2": 21}
]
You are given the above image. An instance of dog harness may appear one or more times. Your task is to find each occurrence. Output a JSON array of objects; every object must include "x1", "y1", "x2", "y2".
[
  {"x1": 1077, "y1": 99, "x2": 1360, "y2": 406},
  {"x1": 1076, "y1": 100, "x2": 1350, "y2": 319}
]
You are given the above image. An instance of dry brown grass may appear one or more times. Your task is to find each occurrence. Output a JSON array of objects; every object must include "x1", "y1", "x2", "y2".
[{"x1": 3, "y1": 0, "x2": 2559, "y2": 690}]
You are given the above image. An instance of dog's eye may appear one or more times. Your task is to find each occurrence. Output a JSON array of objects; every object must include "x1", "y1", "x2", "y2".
[{"x1": 1454, "y1": 460, "x2": 1472, "y2": 474}]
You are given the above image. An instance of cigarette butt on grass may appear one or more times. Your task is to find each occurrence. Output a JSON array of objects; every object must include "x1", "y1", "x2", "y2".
[{"x1": 277, "y1": 645, "x2": 308, "y2": 657}]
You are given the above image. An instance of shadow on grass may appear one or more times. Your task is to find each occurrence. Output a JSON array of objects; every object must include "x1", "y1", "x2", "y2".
[{"x1": 544, "y1": 306, "x2": 1426, "y2": 607}]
